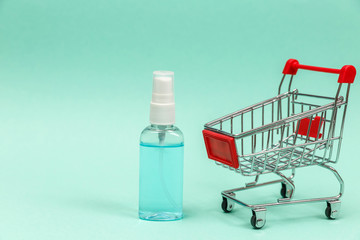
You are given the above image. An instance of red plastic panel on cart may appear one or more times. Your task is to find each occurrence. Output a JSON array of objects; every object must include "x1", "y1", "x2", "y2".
[
  {"x1": 296, "y1": 116, "x2": 323, "y2": 139},
  {"x1": 338, "y1": 65, "x2": 356, "y2": 84},
  {"x1": 202, "y1": 129, "x2": 239, "y2": 168}
]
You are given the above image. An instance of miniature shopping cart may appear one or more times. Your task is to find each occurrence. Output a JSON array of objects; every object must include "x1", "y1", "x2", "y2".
[{"x1": 202, "y1": 59, "x2": 356, "y2": 229}]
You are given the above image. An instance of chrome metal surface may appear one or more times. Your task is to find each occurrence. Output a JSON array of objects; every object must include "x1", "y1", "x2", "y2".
[
  {"x1": 327, "y1": 200, "x2": 341, "y2": 219},
  {"x1": 204, "y1": 75, "x2": 348, "y2": 176},
  {"x1": 221, "y1": 163, "x2": 344, "y2": 208},
  {"x1": 204, "y1": 72, "x2": 352, "y2": 228},
  {"x1": 252, "y1": 208, "x2": 266, "y2": 229}
]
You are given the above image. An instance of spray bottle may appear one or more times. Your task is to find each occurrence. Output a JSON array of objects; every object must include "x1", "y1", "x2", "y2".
[{"x1": 139, "y1": 71, "x2": 184, "y2": 221}]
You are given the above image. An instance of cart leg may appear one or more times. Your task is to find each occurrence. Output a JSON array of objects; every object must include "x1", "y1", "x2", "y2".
[
  {"x1": 289, "y1": 168, "x2": 296, "y2": 180},
  {"x1": 251, "y1": 208, "x2": 266, "y2": 229},
  {"x1": 319, "y1": 164, "x2": 344, "y2": 198},
  {"x1": 246, "y1": 175, "x2": 260, "y2": 187}
]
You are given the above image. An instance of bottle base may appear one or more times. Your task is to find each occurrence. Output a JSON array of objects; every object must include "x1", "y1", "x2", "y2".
[{"x1": 139, "y1": 211, "x2": 183, "y2": 221}]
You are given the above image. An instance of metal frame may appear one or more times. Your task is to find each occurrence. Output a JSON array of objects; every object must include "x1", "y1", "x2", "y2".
[{"x1": 204, "y1": 72, "x2": 352, "y2": 228}]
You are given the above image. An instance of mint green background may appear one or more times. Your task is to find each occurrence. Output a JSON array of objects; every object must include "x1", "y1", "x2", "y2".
[{"x1": 0, "y1": 0, "x2": 360, "y2": 239}]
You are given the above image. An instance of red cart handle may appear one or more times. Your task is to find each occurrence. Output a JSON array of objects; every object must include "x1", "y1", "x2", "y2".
[{"x1": 282, "y1": 59, "x2": 356, "y2": 84}]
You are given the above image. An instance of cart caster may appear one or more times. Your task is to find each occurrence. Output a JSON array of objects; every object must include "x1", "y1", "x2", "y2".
[
  {"x1": 251, "y1": 208, "x2": 266, "y2": 229},
  {"x1": 280, "y1": 182, "x2": 293, "y2": 199},
  {"x1": 221, "y1": 195, "x2": 235, "y2": 213},
  {"x1": 325, "y1": 200, "x2": 341, "y2": 219}
]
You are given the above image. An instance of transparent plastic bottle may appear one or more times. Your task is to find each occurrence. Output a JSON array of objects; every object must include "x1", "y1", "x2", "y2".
[
  {"x1": 138, "y1": 71, "x2": 184, "y2": 221},
  {"x1": 139, "y1": 124, "x2": 184, "y2": 221}
]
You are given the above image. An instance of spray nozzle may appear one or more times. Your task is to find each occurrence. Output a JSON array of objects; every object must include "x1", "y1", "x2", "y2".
[{"x1": 150, "y1": 71, "x2": 175, "y2": 125}]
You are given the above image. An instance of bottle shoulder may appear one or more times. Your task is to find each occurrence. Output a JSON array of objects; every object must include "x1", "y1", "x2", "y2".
[
  {"x1": 140, "y1": 125, "x2": 183, "y2": 135},
  {"x1": 140, "y1": 125, "x2": 184, "y2": 146}
]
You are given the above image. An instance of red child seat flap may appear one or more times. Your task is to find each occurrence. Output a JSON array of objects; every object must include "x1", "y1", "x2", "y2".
[
  {"x1": 202, "y1": 129, "x2": 239, "y2": 168},
  {"x1": 296, "y1": 116, "x2": 323, "y2": 138}
]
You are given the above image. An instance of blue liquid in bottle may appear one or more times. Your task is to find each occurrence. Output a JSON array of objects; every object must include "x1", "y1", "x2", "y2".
[{"x1": 139, "y1": 125, "x2": 184, "y2": 221}]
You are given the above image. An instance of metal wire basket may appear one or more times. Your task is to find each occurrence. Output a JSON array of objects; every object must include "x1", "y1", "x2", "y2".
[{"x1": 203, "y1": 59, "x2": 356, "y2": 229}]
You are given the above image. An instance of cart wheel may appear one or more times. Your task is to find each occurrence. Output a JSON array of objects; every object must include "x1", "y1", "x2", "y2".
[
  {"x1": 221, "y1": 197, "x2": 233, "y2": 213},
  {"x1": 325, "y1": 201, "x2": 341, "y2": 219},
  {"x1": 280, "y1": 183, "x2": 287, "y2": 198},
  {"x1": 251, "y1": 209, "x2": 266, "y2": 229},
  {"x1": 280, "y1": 182, "x2": 293, "y2": 198},
  {"x1": 325, "y1": 206, "x2": 333, "y2": 219}
]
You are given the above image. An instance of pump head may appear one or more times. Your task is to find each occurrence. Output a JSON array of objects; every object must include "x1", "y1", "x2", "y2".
[{"x1": 150, "y1": 71, "x2": 175, "y2": 125}]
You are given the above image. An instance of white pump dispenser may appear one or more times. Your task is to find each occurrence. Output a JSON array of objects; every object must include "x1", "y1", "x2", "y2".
[{"x1": 150, "y1": 71, "x2": 175, "y2": 125}]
